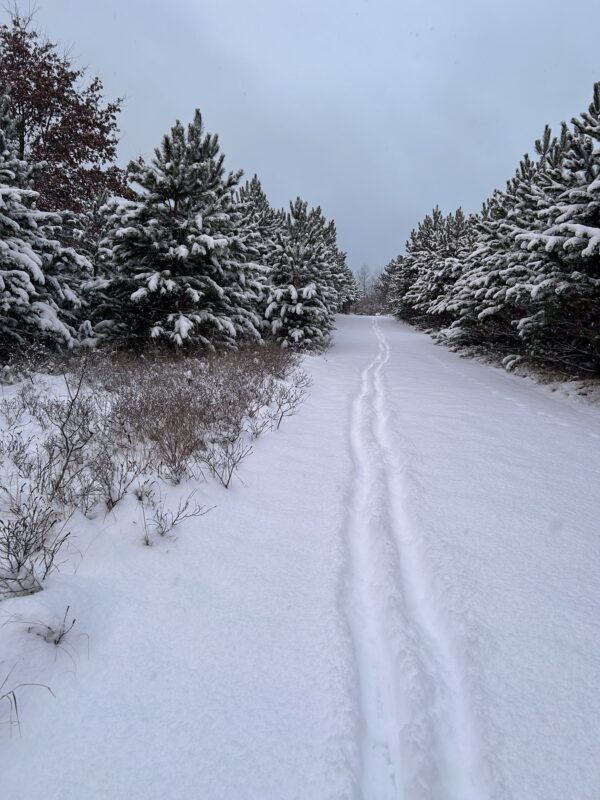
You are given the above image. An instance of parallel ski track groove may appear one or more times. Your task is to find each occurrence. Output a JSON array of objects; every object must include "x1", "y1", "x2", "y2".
[{"x1": 342, "y1": 317, "x2": 483, "y2": 800}]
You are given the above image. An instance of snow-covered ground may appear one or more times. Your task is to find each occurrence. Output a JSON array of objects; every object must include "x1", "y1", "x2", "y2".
[{"x1": 1, "y1": 314, "x2": 599, "y2": 799}]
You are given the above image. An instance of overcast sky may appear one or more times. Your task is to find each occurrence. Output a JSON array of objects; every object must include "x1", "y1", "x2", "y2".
[{"x1": 28, "y1": 0, "x2": 600, "y2": 271}]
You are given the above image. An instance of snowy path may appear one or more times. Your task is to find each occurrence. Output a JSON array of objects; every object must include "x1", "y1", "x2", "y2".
[
  {"x1": 2, "y1": 315, "x2": 600, "y2": 799},
  {"x1": 343, "y1": 319, "x2": 481, "y2": 799},
  {"x1": 340, "y1": 317, "x2": 600, "y2": 800}
]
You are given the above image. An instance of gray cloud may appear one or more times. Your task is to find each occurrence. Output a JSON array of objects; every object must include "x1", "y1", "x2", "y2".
[{"x1": 32, "y1": 0, "x2": 600, "y2": 270}]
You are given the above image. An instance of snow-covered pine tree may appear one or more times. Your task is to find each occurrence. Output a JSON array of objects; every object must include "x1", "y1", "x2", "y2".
[
  {"x1": 376, "y1": 255, "x2": 402, "y2": 312},
  {"x1": 386, "y1": 81, "x2": 600, "y2": 376},
  {"x1": 265, "y1": 198, "x2": 337, "y2": 348},
  {"x1": 389, "y1": 207, "x2": 449, "y2": 323},
  {"x1": 333, "y1": 252, "x2": 359, "y2": 311},
  {"x1": 516, "y1": 84, "x2": 600, "y2": 373},
  {"x1": 238, "y1": 175, "x2": 278, "y2": 265},
  {"x1": 494, "y1": 126, "x2": 572, "y2": 366},
  {"x1": 309, "y1": 207, "x2": 339, "y2": 309},
  {"x1": 443, "y1": 151, "x2": 545, "y2": 355},
  {"x1": 0, "y1": 92, "x2": 90, "y2": 351},
  {"x1": 414, "y1": 207, "x2": 476, "y2": 328},
  {"x1": 322, "y1": 219, "x2": 359, "y2": 311},
  {"x1": 95, "y1": 111, "x2": 263, "y2": 348},
  {"x1": 236, "y1": 175, "x2": 279, "y2": 323},
  {"x1": 388, "y1": 239, "x2": 418, "y2": 320},
  {"x1": 64, "y1": 190, "x2": 113, "y2": 278}
]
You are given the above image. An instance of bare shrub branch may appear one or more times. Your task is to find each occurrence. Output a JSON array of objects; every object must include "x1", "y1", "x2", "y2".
[
  {"x1": 271, "y1": 368, "x2": 313, "y2": 430},
  {"x1": 199, "y1": 439, "x2": 253, "y2": 489},
  {"x1": 138, "y1": 485, "x2": 211, "y2": 544},
  {"x1": 0, "y1": 487, "x2": 70, "y2": 599}
]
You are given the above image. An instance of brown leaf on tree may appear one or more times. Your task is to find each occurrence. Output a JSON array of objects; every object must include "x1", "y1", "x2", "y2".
[{"x1": 0, "y1": 8, "x2": 131, "y2": 212}]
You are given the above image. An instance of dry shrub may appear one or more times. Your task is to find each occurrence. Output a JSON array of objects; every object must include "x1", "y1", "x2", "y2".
[
  {"x1": 272, "y1": 369, "x2": 313, "y2": 429},
  {"x1": 0, "y1": 342, "x2": 73, "y2": 386},
  {"x1": 93, "y1": 343, "x2": 308, "y2": 488},
  {"x1": 0, "y1": 342, "x2": 309, "y2": 534},
  {"x1": 0, "y1": 487, "x2": 70, "y2": 599},
  {"x1": 138, "y1": 484, "x2": 211, "y2": 545},
  {"x1": 1, "y1": 365, "x2": 148, "y2": 514},
  {"x1": 106, "y1": 360, "x2": 208, "y2": 483},
  {"x1": 0, "y1": 342, "x2": 311, "y2": 598}
]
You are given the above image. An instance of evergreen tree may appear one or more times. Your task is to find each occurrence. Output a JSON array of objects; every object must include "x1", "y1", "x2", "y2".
[
  {"x1": 332, "y1": 252, "x2": 359, "y2": 311},
  {"x1": 447, "y1": 155, "x2": 545, "y2": 352},
  {"x1": 0, "y1": 93, "x2": 90, "y2": 350},
  {"x1": 236, "y1": 175, "x2": 278, "y2": 323},
  {"x1": 388, "y1": 207, "x2": 472, "y2": 325},
  {"x1": 322, "y1": 219, "x2": 359, "y2": 311},
  {"x1": 376, "y1": 255, "x2": 402, "y2": 312},
  {"x1": 388, "y1": 244, "x2": 418, "y2": 320},
  {"x1": 96, "y1": 111, "x2": 263, "y2": 348},
  {"x1": 516, "y1": 86, "x2": 600, "y2": 372},
  {"x1": 238, "y1": 175, "x2": 279, "y2": 266},
  {"x1": 265, "y1": 198, "x2": 337, "y2": 348},
  {"x1": 410, "y1": 207, "x2": 476, "y2": 327},
  {"x1": 384, "y1": 80, "x2": 600, "y2": 376}
]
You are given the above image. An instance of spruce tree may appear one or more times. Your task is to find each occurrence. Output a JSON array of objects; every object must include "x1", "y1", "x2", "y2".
[{"x1": 96, "y1": 111, "x2": 263, "y2": 348}]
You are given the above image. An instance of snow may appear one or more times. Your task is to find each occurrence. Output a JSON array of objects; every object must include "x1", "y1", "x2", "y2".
[
  {"x1": 129, "y1": 286, "x2": 147, "y2": 302},
  {"x1": 146, "y1": 271, "x2": 162, "y2": 293},
  {"x1": 172, "y1": 313, "x2": 194, "y2": 341},
  {"x1": 1, "y1": 315, "x2": 600, "y2": 799}
]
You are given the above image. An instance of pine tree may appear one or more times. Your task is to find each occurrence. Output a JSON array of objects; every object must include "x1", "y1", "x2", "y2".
[
  {"x1": 96, "y1": 111, "x2": 263, "y2": 348},
  {"x1": 389, "y1": 208, "x2": 446, "y2": 323},
  {"x1": 516, "y1": 86, "x2": 600, "y2": 372},
  {"x1": 238, "y1": 175, "x2": 279, "y2": 266},
  {"x1": 388, "y1": 245, "x2": 418, "y2": 320},
  {"x1": 492, "y1": 127, "x2": 571, "y2": 364},
  {"x1": 0, "y1": 93, "x2": 90, "y2": 350},
  {"x1": 322, "y1": 219, "x2": 359, "y2": 311},
  {"x1": 332, "y1": 252, "x2": 359, "y2": 311},
  {"x1": 376, "y1": 256, "x2": 402, "y2": 312},
  {"x1": 236, "y1": 175, "x2": 279, "y2": 323},
  {"x1": 384, "y1": 80, "x2": 600, "y2": 376},
  {"x1": 443, "y1": 150, "x2": 549, "y2": 355},
  {"x1": 265, "y1": 198, "x2": 337, "y2": 348},
  {"x1": 412, "y1": 207, "x2": 476, "y2": 327}
]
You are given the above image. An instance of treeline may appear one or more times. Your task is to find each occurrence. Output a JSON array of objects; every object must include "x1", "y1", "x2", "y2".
[
  {"x1": 0, "y1": 12, "x2": 358, "y2": 357},
  {"x1": 382, "y1": 83, "x2": 600, "y2": 377}
]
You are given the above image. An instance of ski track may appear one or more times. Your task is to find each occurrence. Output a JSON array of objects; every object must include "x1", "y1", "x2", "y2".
[{"x1": 342, "y1": 317, "x2": 494, "y2": 800}]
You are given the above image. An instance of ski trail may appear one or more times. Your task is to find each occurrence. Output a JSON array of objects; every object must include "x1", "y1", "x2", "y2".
[{"x1": 343, "y1": 317, "x2": 487, "y2": 800}]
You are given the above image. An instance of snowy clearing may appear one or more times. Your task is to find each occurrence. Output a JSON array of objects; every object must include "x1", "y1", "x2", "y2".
[{"x1": 1, "y1": 314, "x2": 599, "y2": 800}]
